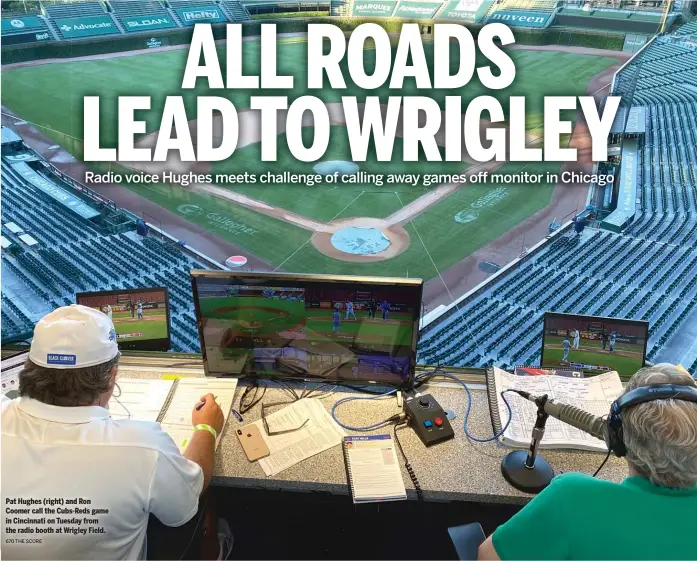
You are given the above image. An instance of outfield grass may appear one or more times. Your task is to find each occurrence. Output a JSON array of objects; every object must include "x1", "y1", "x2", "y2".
[
  {"x1": 111, "y1": 311, "x2": 168, "y2": 341},
  {"x1": 542, "y1": 335, "x2": 644, "y2": 377},
  {"x1": 199, "y1": 296, "x2": 413, "y2": 345},
  {"x1": 0, "y1": 41, "x2": 617, "y2": 280},
  {"x1": 1, "y1": 41, "x2": 616, "y2": 156}
]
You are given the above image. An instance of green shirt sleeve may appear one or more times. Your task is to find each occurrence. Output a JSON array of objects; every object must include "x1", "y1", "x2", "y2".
[{"x1": 492, "y1": 474, "x2": 575, "y2": 560}]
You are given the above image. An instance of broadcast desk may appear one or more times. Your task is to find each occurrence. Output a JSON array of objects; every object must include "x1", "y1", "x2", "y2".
[{"x1": 119, "y1": 356, "x2": 628, "y2": 506}]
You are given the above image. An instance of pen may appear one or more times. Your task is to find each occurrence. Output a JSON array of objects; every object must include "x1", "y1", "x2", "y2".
[
  {"x1": 196, "y1": 395, "x2": 217, "y2": 411},
  {"x1": 231, "y1": 409, "x2": 243, "y2": 423}
]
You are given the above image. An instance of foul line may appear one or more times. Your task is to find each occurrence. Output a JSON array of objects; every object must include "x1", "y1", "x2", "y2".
[
  {"x1": 395, "y1": 192, "x2": 457, "y2": 307},
  {"x1": 273, "y1": 190, "x2": 365, "y2": 272}
]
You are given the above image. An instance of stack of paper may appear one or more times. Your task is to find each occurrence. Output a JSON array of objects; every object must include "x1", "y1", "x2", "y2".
[
  {"x1": 108, "y1": 379, "x2": 174, "y2": 422},
  {"x1": 251, "y1": 398, "x2": 346, "y2": 476}
]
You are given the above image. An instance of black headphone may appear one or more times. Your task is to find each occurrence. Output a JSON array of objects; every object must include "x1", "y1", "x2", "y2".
[{"x1": 607, "y1": 383, "x2": 697, "y2": 457}]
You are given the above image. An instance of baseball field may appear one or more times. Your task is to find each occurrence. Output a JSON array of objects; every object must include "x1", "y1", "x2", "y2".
[
  {"x1": 199, "y1": 296, "x2": 413, "y2": 346},
  {"x1": 542, "y1": 335, "x2": 645, "y2": 377},
  {"x1": 110, "y1": 309, "x2": 168, "y2": 341},
  {"x1": 1, "y1": 37, "x2": 618, "y2": 282}
]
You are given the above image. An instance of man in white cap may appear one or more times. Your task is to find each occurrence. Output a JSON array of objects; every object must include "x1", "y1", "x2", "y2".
[{"x1": 1, "y1": 305, "x2": 232, "y2": 560}]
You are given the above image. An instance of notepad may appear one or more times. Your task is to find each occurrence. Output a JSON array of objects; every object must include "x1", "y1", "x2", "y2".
[
  {"x1": 160, "y1": 377, "x2": 239, "y2": 453},
  {"x1": 343, "y1": 435, "x2": 407, "y2": 504},
  {"x1": 108, "y1": 377, "x2": 239, "y2": 453},
  {"x1": 487, "y1": 367, "x2": 623, "y2": 452}
]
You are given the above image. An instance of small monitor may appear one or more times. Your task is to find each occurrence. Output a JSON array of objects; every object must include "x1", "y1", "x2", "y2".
[
  {"x1": 191, "y1": 271, "x2": 423, "y2": 387},
  {"x1": 76, "y1": 287, "x2": 171, "y2": 352},
  {"x1": 541, "y1": 312, "x2": 648, "y2": 378}
]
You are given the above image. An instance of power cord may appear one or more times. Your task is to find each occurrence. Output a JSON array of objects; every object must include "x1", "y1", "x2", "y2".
[
  {"x1": 331, "y1": 389, "x2": 402, "y2": 431},
  {"x1": 393, "y1": 421, "x2": 424, "y2": 501}
]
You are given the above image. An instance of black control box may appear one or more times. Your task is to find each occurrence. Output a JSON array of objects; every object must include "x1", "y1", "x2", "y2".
[{"x1": 404, "y1": 394, "x2": 455, "y2": 447}]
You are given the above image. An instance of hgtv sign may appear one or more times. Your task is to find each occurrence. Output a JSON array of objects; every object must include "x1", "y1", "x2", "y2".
[
  {"x1": 122, "y1": 15, "x2": 174, "y2": 32},
  {"x1": 176, "y1": 7, "x2": 226, "y2": 25},
  {"x1": 56, "y1": 16, "x2": 117, "y2": 38},
  {"x1": 352, "y1": 1, "x2": 397, "y2": 16},
  {"x1": 394, "y1": 1, "x2": 441, "y2": 19},
  {"x1": 488, "y1": 10, "x2": 551, "y2": 27},
  {"x1": 2, "y1": 31, "x2": 52, "y2": 45}
]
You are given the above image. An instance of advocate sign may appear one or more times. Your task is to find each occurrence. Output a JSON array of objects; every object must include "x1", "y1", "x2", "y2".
[
  {"x1": 488, "y1": 10, "x2": 552, "y2": 27},
  {"x1": 123, "y1": 15, "x2": 174, "y2": 32},
  {"x1": 56, "y1": 16, "x2": 117, "y2": 38},
  {"x1": 352, "y1": 1, "x2": 397, "y2": 16},
  {"x1": 176, "y1": 7, "x2": 226, "y2": 25}
]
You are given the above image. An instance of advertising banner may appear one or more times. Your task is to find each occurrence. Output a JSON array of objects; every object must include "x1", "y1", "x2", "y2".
[
  {"x1": 55, "y1": 16, "x2": 117, "y2": 38},
  {"x1": 437, "y1": 0, "x2": 479, "y2": 21},
  {"x1": 2, "y1": 16, "x2": 43, "y2": 32},
  {"x1": 145, "y1": 36, "x2": 170, "y2": 48},
  {"x1": 122, "y1": 15, "x2": 175, "y2": 32},
  {"x1": 394, "y1": 1, "x2": 440, "y2": 19},
  {"x1": 176, "y1": 7, "x2": 227, "y2": 25},
  {"x1": 2, "y1": 31, "x2": 52, "y2": 45},
  {"x1": 488, "y1": 10, "x2": 552, "y2": 27},
  {"x1": 351, "y1": 1, "x2": 397, "y2": 16},
  {"x1": 11, "y1": 162, "x2": 100, "y2": 220}
]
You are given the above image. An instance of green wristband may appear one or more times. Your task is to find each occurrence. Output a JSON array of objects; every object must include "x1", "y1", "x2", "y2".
[{"x1": 194, "y1": 424, "x2": 217, "y2": 439}]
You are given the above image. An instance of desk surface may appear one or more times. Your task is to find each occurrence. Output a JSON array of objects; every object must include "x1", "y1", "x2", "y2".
[{"x1": 119, "y1": 362, "x2": 627, "y2": 505}]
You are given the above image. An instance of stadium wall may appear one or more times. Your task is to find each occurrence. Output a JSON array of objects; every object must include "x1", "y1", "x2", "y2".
[{"x1": 1, "y1": 17, "x2": 627, "y2": 64}]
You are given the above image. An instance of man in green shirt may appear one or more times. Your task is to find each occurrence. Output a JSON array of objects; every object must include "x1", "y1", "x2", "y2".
[{"x1": 479, "y1": 364, "x2": 697, "y2": 560}]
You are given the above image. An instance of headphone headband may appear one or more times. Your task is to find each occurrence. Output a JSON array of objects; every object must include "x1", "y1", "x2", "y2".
[
  {"x1": 614, "y1": 383, "x2": 697, "y2": 411},
  {"x1": 608, "y1": 383, "x2": 697, "y2": 458}
]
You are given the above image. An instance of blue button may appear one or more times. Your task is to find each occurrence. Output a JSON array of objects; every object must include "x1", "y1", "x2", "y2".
[{"x1": 423, "y1": 420, "x2": 433, "y2": 428}]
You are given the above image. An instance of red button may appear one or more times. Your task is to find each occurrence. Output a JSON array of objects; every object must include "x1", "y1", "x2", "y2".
[{"x1": 435, "y1": 417, "x2": 443, "y2": 427}]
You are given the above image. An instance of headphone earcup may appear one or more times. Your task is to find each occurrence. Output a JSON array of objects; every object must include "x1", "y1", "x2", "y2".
[{"x1": 607, "y1": 405, "x2": 626, "y2": 457}]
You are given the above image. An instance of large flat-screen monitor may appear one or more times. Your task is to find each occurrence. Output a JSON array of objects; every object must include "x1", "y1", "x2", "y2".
[
  {"x1": 76, "y1": 287, "x2": 171, "y2": 351},
  {"x1": 191, "y1": 271, "x2": 423, "y2": 387},
  {"x1": 541, "y1": 312, "x2": 648, "y2": 378}
]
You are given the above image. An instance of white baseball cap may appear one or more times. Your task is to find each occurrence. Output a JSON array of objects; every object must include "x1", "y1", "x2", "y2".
[{"x1": 29, "y1": 305, "x2": 119, "y2": 369}]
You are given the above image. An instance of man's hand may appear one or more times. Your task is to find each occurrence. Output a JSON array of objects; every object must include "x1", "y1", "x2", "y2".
[{"x1": 192, "y1": 393, "x2": 224, "y2": 434}]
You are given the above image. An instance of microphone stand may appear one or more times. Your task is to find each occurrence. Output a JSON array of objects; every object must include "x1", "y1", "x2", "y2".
[{"x1": 501, "y1": 394, "x2": 554, "y2": 494}]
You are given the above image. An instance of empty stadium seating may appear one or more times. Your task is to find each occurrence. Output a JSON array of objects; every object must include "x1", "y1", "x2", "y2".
[
  {"x1": 419, "y1": 22, "x2": 697, "y2": 374},
  {"x1": 0, "y1": 143, "x2": 220, "y2": 353}
]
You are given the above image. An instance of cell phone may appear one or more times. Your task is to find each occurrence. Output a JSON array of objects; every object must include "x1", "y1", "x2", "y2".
[{"x1": 236, "y1": 424, "x2": 270, "y2": 462}]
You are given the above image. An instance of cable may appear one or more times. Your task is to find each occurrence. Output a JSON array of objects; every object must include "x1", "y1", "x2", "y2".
[
  {"x1": 413, "y1": 370, "x2": 516, "y2": 443},
  {"x1": 331, "y1": 389, "x2": 401, "y2": 431},
  {"x1": 593, "y1": 448, "x2": 612, "y2": 478},
  {"x1": 393, "y1": 422, "x2": 424, "y2": 501}
]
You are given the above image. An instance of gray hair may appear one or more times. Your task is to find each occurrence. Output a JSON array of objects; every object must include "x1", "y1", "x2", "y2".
[
  {"x1": 19, "y1": 355, "x2": 120, "y2": 407},
  {"x1": 622, "y1": 363, "x2": 697, "y2": 489}
]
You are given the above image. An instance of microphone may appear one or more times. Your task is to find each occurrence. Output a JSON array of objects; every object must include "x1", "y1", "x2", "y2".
[
  {"x1": 501, "y1": 391, "x2": 610, "y2": 494},
  {"x1": 514, "y1": 390, "x2": 608, "y2": 443}
]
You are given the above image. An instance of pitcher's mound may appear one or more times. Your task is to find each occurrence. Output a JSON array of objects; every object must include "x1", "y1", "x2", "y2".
[
  {"x1": 313, "y1": 160, "x2": 359, "y2": 175},
  {"x1": 312, "y1": 217, "x2": 410, "y2": 263},
  {"x1": 331, "y1": 226, "x2": 391, "y2": 255}
]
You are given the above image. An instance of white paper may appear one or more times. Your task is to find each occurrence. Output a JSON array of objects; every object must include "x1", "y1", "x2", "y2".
[
  {"x1": 255, "y1": 398, "x2": 346, "y2": 476},
  {"x1": 160, "y1": 377, "x2": 239, "y2": 453},
  {"x1": 494, "y1": 368, "x2": 624, "y2": 451},
  {"x1": 345, "y1": 436, "x2": 406, "y2": 503},
  {"x1": 108, "y1": 378, "x2": 174, "y2": 422}
]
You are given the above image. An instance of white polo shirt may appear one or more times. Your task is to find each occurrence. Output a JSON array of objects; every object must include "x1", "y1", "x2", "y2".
[{"x1": 1, "y1": 395, "x2": 204, "y2": 560}]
